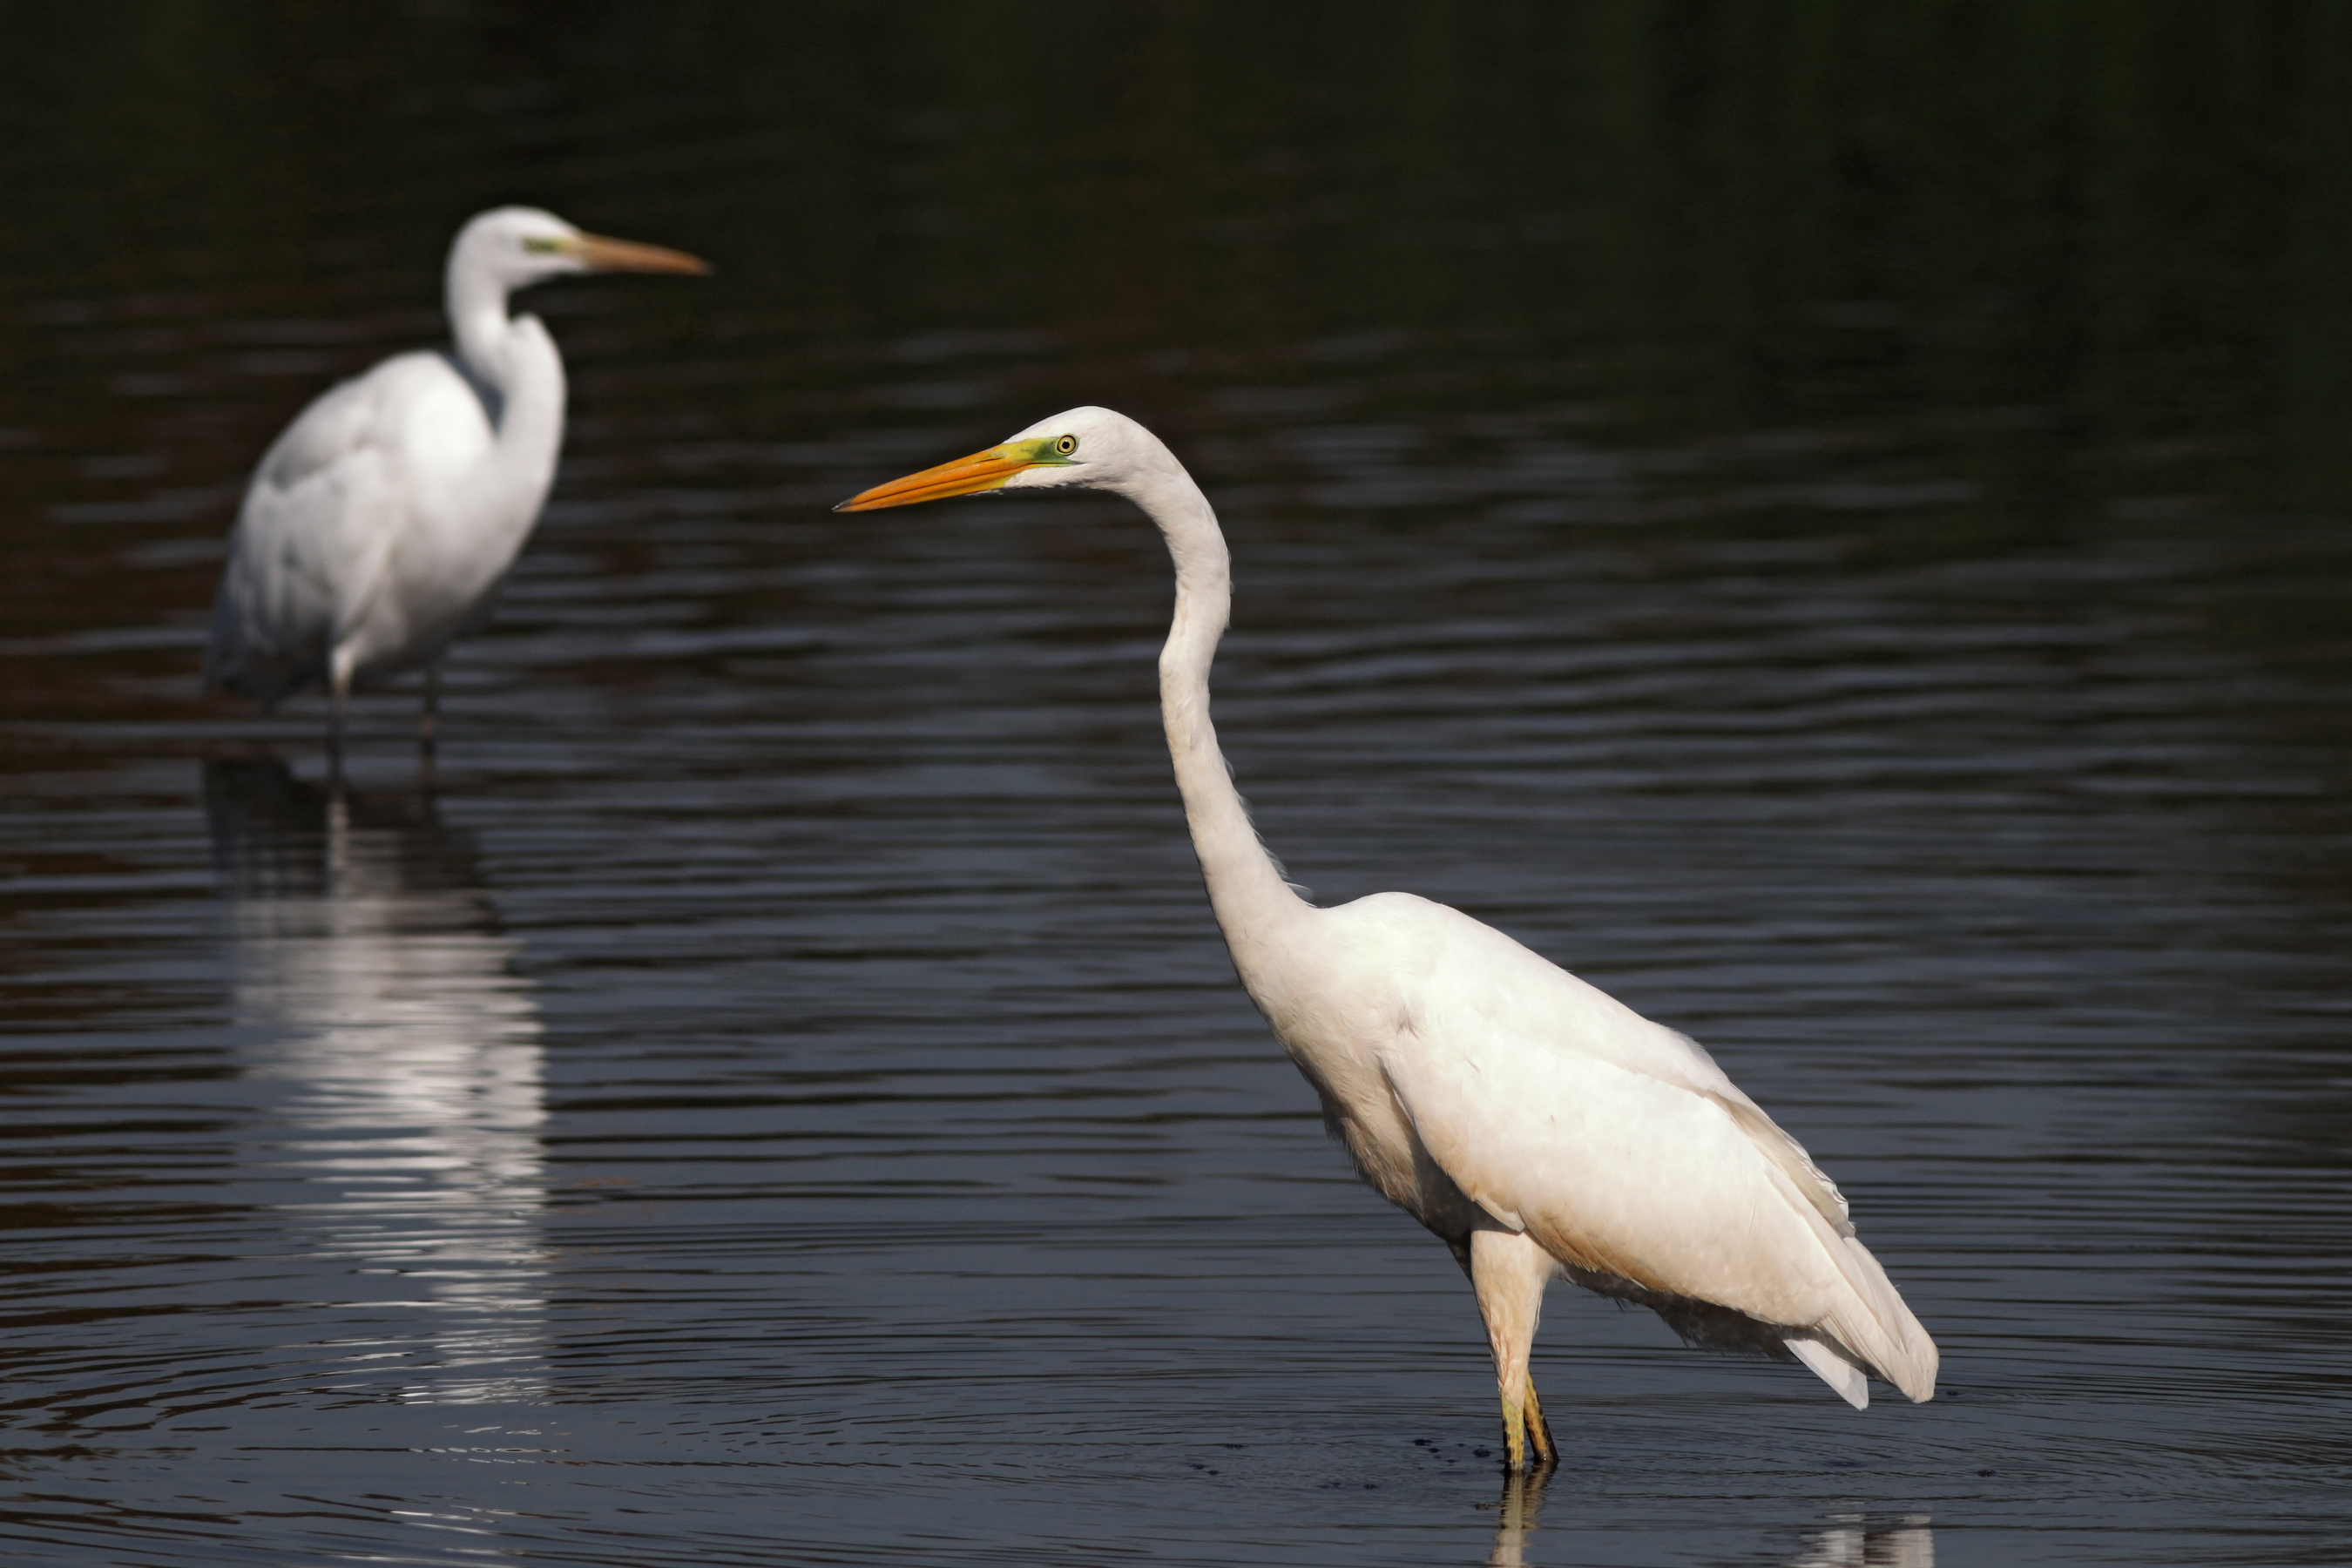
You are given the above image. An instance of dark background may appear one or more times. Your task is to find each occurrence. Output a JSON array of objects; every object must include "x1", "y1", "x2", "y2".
[{"x1": 2, "y1": 5, "x2": 2348, "y2": 1565}]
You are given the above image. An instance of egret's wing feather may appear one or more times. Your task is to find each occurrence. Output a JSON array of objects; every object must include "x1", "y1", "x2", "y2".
[
  {"x1": 1350, "y1": 896, "x2": 1935, "y2": 1402},
  {"x1": 1756, "y1": 1162, "x2": 1936, "y2": 1400},
  {"x1": 1377, "y1": 1011, "x2": 1828, "y2": 1315},
  {"x1": 205, "y1": 355, "x2": 463, "y2": 702},
  {"x1": 1700, "y1": 1083, "x2": 1852, "y2": 1234}
]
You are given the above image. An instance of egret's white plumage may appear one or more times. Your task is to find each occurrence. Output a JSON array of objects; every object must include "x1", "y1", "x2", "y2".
[
  {"x1": 204, "y1": 206, "x2": 706, "y2": 760},
  {"x1": 840, "y1": 407, "x2": 1936, "y2": 1467}
]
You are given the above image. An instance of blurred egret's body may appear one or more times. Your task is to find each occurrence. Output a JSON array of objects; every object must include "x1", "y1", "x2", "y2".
[
  {"x1": 204, "y1": 206, "x2": 706, "y2": 765},
  {"x1": 840, "y1": 408, "x2": 1937, "y2": 1469}
]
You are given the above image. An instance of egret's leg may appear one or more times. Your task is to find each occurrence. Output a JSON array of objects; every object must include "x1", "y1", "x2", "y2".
[
  {"x1": 420, "y1": 663, "x2": 440, "y2": 784},
  {"x1": 328, "y1": 647, "x2": 355, "y2": 784},
  {"x1": 1470, "y1": 1227, "x2": 1556, "y2": 1471},
  {"x1": 1523, "y1": 1381, "x2": 1558, "y2": 1468}
]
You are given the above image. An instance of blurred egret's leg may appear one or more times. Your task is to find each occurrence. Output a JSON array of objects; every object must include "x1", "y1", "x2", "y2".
[
  {"x1": 420, "y1": 663, "x2": 441, "y2": 784},
  {"x1": 328, "y1": 646, "x2": 355, "y2": 783}
]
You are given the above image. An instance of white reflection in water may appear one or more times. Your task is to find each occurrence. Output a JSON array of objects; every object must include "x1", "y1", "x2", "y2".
[
  {"x1": 206, "y1": 757, "x2": 546, "y2": 1403},
  {"x1": 1481, "y1": 1476, "x2": 1932, "y2": 1567},
  {"x1": 1483, "y1": 1472, "x2": 1544, "y2": 1568},
  {"x1": 1793, "y1": 1516, "x2": 1936, "y2": 1568}
]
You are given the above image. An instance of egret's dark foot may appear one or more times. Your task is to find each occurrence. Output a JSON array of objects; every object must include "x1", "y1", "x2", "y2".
[
  {"x1": 328, "y1": 678, "x2": 350, "y2": 787},
  {"x1": 1499, "y1": 1392, "x2": 1531, "y2": 1472},
  {"x1": 418, "y1": 665, "x2": 440, "y2": 788},
  {"x1": 1524, "y1": 1382, "x2": 1558, "y2": 1470},
  {"x1": 1497, "y1": 1383, "x2": 1560, "y2": 1474}
]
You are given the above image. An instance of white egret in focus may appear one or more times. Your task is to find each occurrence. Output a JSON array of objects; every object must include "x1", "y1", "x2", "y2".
[
  {"x1": 203, "y1": 207, "x2": 708, "y2": 769},
  {"x1": 838, "y1": 409, "x2": 1937, "y2": 1469}
]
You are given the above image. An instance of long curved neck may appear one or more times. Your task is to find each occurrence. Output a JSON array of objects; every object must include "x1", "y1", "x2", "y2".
[
  {"x1": 446, "y1": 259, "x2": 567, "y2": 495},
  {"x1": 1124, "y1": 452, "x2": 1312, "y2": 961}
]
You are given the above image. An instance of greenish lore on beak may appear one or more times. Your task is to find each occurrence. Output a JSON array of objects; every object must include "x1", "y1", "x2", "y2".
[{"x1": 1004, "y1": 436, "x2": 1078, "y2": 469}]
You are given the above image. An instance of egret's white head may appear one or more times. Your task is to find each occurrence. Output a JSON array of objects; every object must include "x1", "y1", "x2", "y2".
[
  {"x1": 449, "y1": 206, "x2": 709, "y2": 297},
  {"x1": 834, "y1": 407, "x2": 1173, "y2": 512}
]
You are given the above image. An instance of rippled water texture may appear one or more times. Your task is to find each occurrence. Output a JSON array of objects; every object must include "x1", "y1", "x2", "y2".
[{"x1": 3, "y1": 5, "x2": 2349, "y2": 1565}]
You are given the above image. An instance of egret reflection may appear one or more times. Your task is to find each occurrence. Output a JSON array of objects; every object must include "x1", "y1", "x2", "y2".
[
  {"x1": 206, "y1": 757, "x2": 546, "y2": 1402},
  {"x1": 1479, "y1": 1473, "x2": 1933, "y2": 1567},
  {"x1": 1483, "y1": 1470, "x2": 1546, "y2": 1568},
  {"x1": 1793, "y1": 1516, "x2": 1936, "y2": 1567}
]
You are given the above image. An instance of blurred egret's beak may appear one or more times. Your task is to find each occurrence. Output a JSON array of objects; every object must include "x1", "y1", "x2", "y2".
[
  {"x1": 571, "y1": 233, "x2": 711, "y2": 274},
  {"x1": 835, "y1": 438, "x2": 1068, "y2": 512}
]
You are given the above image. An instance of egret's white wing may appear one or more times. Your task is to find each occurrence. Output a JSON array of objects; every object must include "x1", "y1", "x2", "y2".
[
  {"x1": 206, "y1": 353, "x2": 485, "y2": 704},
  {"x1": 1346, "y1": 895, "x2": 1936, "y2": 1402}
]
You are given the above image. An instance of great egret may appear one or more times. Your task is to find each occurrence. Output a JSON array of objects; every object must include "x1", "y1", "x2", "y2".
[
  {"x1": 202, "y1": 207, "x2": 707, "y2": 770},
  {"x1": 839, "y1": 408, "x2": 1937, "y2": 1469}
]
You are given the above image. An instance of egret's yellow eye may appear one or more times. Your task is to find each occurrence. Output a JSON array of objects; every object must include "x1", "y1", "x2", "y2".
[
  {"x1": 523, "y1": 237, "x2": 564, "y2": 254},
  {"x1": 1054, "y1": 434, "x2": 1079, "y2": 456}
]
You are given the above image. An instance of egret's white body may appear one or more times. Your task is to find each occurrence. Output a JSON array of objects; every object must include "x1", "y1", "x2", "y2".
[
  {"x1": 841, "y1": 408, "x2": 1936, "y2": 1466},
  {"x1": 203, "y1": 207, "x2": 706, "y2": 760}
]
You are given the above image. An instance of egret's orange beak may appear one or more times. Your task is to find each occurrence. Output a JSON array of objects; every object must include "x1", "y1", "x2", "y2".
[
  {"x1": 571, "y1": 233, "x2": 711, "y2": 275},
  {"x1": 835, "y1": 438, "x2": 1065, "y2": 512}
]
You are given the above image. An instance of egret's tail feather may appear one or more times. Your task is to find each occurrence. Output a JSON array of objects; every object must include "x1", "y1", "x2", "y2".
[
  {"x1": 1815, "y1": 1231, "x2": 1937, "y2": 1403},
  {"x1": 1756, "y1": 1165, "x2": 1936, "y2": 1402},
  {"x1": 1785, "y1": 1334, "x2": 1869, "y2": 1409}
]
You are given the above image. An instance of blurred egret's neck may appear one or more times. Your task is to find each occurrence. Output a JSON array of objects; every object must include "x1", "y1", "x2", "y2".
[
  {"x1": 446, "y1": 257, "x2": 567, "y2": 480},
  {"x1": 1123, "y1": 450, "x2": 1311, "y2": 954}
]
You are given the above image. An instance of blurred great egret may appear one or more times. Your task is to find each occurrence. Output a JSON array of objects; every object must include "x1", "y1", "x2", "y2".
[
  {"x1": 840, "y1": 408, "x2": 1937, "y2": 1469},
  {"x1": 203, "y1": 207, "x2": 707, "y2": 769}
]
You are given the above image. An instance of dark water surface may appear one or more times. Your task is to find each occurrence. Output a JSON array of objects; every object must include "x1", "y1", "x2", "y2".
[{"x1": 4, "y1": 5, "x2": 2350, "y2": 1565}]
